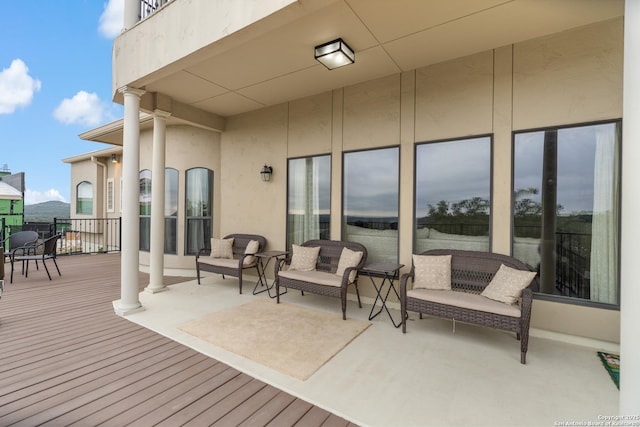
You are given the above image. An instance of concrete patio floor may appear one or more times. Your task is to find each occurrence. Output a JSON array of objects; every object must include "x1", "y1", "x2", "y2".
[{"x1": 123, "y1": 272, "x2": 620, "y2": 427}]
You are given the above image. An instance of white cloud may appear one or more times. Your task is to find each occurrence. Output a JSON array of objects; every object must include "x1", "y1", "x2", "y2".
[
  {"x1": 98, "y1": 0, "x2": 124, "y2": 39},
  {"x1": 25, "y1": 188, "x2": 67, "y2": 205},
  {"x1": 0, "y1": 59, "x2": 42, "y2": 114},
  {"x1": 53, "y1": 91, "x2": 107, "y2": 126}
]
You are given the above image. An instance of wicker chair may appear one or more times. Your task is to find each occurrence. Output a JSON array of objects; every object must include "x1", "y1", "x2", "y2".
[
  {"x1": 195, "y1": 233, "x2": 266, "y2": 294},
  {"x1": 400, "y1": 249, "x2": 538, "y2": 364},
  {"x1": 274, "y1": 239, "x2": 368, "y2": 320}
]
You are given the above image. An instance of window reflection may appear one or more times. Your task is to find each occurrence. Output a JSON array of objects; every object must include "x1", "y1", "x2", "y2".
[
  {"x1": 287, "y1": 155, "x2": 331, "y2": 249},
  {"x1": 185, "y1": 168, "x2": 213, "y2": 255},
  {"x1": 414, "y1": 137, "x2": 491, "y2": 254},
  {"x1": 513, "y1": 121, "x2": 620, "y2": 305},
  {"x1": 343, "y1": 147, "x2": 399, "y2": 263}
]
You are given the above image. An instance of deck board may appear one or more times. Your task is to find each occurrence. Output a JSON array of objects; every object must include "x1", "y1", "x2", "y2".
[{"x1": 0, "y1": 253, "x2": 356, "y2": 426}]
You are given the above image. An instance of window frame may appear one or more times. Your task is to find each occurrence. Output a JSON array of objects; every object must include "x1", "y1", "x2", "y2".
[
  {"x1": 341, "y1": 145, "x2": 401, "y2": 263},
  {"x1": 412, "y1": 134, "x2": 493, "y2": 255},
  {"x1": 511, "y1": 119, "x2": 622, "y2": 309},
  {"x1": 184, "y1": 167, "x2": 213, "y2": 256},
  {"x1": 76, "y1": 181, "x2": 93, "y2": 215}
]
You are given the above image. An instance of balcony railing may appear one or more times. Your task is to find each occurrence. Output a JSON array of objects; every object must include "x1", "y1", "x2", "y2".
[{"x1": 139, "y1": 0, "x2": 172, "y2": 21}]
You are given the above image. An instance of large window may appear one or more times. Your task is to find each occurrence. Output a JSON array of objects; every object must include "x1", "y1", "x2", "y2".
[
  {"x1": 414, "y1": 136, "x2": 491, "y2": 253},
  {"x1": 164, "y1": 168, "x2": 178, "y2": 254},
  {"x1": 343, "y1": 147, "x2": 399, "y2": 263},
  {"x1": 185, "y1": 167, "x2": 213, "y2": 255},
  {"x1": 76, "y1": 181, "x2": 93, "y2": 215},
  {"x1": 139, "y1": 170, "x2": 152, "y2": 251},
  {"x1": 287, "y1": 155, "x2": 331, "y2": 249},
  {"x1": 513, "y1": 121, "x2": 620, "y2": 305}
]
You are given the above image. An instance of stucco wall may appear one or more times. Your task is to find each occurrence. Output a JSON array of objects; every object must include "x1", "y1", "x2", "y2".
[{"x1": 220, "y1": 18, "x2": 622, "y2": 342}]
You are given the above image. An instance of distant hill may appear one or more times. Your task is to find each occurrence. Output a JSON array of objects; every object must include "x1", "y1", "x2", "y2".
[{"x1": 24, "y1": 201, "x2": 70, "y2": 223}]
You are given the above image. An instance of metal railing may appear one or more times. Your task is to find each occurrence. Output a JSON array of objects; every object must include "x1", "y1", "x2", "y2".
[
  {"x1": 139, "y1": 0, "x2": 172, "y2": 21},
  {"x1": 52, "y1": 218, "x2": 121, "y2": 255}
]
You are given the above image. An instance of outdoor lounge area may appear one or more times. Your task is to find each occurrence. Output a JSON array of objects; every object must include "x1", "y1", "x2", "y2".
[{"x1": 1, "y1": 253, "x2": 618, "y2": 426}]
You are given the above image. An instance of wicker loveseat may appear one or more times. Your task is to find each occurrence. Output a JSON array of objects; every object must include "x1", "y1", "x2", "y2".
[
  {"x1": 196, "y1": 234, "x2": 266, "y2": 294},
  {"x1": 275, "y1": 240, "x2": 368, "y2": 320},
  {"x1": 400, "y1": 249, "x2": 538, "y2": 364}
]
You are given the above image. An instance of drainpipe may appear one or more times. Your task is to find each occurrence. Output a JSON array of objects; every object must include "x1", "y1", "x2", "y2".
[{"x1": 91, "y1": 156, "x2": 108, "y2": 247}]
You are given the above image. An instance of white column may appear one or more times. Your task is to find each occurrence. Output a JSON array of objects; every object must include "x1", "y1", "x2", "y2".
[
  {"x1": 620, "y1": 0, "x2": 640, "y2": 415},
  {"x1": 123, "y1": 0, "x2": 139, "y2": 30},
  {"x1": 145, "y1": 110, "x2": 171, "y2": 293},
  {"x1": 114, "y1": 86, "x2": 145, "y2": 316}
]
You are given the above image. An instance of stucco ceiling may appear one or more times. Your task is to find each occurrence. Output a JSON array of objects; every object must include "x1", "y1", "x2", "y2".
[{"x1": 137, "y1": 0, "x2": 623, "y2": 120}]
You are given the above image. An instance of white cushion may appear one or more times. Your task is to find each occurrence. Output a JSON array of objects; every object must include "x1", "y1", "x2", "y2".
[
  {"x1": 288, "y1": 245, "x2": 320, "y2": 271},
  {"x1": 481, "y1": 264, "x2": 536, "y2": 305},
  {"x1": 210, "y1": 237, "x2": 234, "y2": 259},
  {"x1": 407, "y1": 289, "x2": 522, "y2": 318},
  {"x1": 243, "y1": 240, "x2": 260, "y2": 266},
  {"x1": 278, "y1": 270, "x2": 342, "y2": 287},
  {"x1": 335, "y1": 247, "x2": 363, "y2": 282},
  {"x1": 198, "y1": 257, "x2": 239, "y2": 269},
  {"x1": 412, "y1": 254, "x2": 452, "y2": 290}
]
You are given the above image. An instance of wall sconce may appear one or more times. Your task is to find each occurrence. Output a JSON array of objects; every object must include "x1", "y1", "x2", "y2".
[
  {"x1": 111, "y1": 154, "x2": 119, "y2": 164},
  {"x1": 260, "y1": 164, "x2": 273, "y2": 182},
  {"x1": 314, "y1": 38, "x2": 355, "y2": 70}
]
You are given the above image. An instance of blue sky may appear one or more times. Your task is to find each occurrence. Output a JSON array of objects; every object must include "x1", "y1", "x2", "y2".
[{"x1": 0, "y1": 0, "x2": 123, "y2": 205}]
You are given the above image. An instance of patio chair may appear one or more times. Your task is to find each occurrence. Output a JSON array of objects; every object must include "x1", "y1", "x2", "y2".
[
  {"x1": 9, "y1": 234, "x2": 62, "y2": 283},
  {"x1": 1, "y1": 230, "x2": 39, "y2": 262}
]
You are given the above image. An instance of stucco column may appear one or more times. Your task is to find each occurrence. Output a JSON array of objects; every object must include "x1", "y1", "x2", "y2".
[
  {"x1": 114, "y1": 86, "x2": 145, "y2": 316},
  {"x1": 620, "y1": 0, "x2": 640, "y2": 415},
  {"x1": 123, "y1": 0, "x2": 139, "y2": 30},
  {"x1": 145, "y1": 110, "x2": 171, "y2": 294}
]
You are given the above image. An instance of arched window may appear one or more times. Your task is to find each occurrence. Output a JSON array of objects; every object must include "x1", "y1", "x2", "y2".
[
  {"x1": 76, "y1": 181, "x2": 93, "y2": 214},
  {"x1": 139, "y1": 170, "x2": 152, "y2": 251},
  {"x1": 164, "y1": 168, "x2": 178, "y2": 254},
  {"x1": 185, "y1": 167, "x2": 213, "y2": 255}
]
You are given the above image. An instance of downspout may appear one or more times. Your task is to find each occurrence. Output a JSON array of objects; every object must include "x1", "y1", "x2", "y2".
[{"x1": 91, "y1": 156, "x2": 108, "y2": 247}]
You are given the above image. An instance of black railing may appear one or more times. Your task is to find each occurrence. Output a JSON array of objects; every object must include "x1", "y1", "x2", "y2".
[
  {"x1": 52, "y1": 218, "x2": 121, "y2": 255},
  {"x1": 139, "y1": 0, "x2": 171, "y2": 21}
]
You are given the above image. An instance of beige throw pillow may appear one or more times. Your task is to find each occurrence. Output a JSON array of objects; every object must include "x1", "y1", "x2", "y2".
[
  {"x1": 335, "y1": 247, "x2": 364, "y2": 282},
  {"x1": 210, "y1": 237, "x2": 234, "y2": 259},
  {"x1": 412, "y1": 254, "x2": 452, "y2": 290},
  {"x1": 288, "y1": 245, "x2": 320, "y2": 271},
  {"x1": 481, "y1": 264, "x2": 537, "y2": 305},
  {"x1": 243, "y1": 240, "x2": 260, "y2": 266}
]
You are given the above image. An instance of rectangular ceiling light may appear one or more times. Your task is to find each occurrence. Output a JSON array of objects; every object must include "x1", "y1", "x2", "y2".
[{"x1": 314, "y1": 38, "x2": 355, "y2": 70}]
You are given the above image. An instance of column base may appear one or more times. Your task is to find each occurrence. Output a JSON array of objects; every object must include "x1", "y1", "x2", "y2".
[
  {"x1": 144, "y1": 285, "x2": 169, "y2": 294},
  {"x1": 113, "y1": 300, "x2": 145, "y2": 316}
]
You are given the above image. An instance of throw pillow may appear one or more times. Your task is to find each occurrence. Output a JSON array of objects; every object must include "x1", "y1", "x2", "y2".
[
  {"x1": 335, "y1": 247, "x2": 364, "y2": 282},
  {"x1": 481, "y1": 264, "x2": 537, "y2": 305},
  {"x1": 288, "y1": 244, "x2": 320, "y2": 272},
  {"x1": 243, "y1": 240, "x2": 260, "y2": 266},
  {"x1": 210, "y1": 237, "x2": 234, "y2": 259},
  {"x1": 412, "y1": 254, "x2": 452, "y2": 290}
]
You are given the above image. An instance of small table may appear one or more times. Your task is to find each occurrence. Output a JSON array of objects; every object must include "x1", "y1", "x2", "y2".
[
  {"x1": 253, "y1": 251, "x2": 288, "y2": 298},
  {"x1": 360, "y1": 262, "x2": 404, "y2": 328}
]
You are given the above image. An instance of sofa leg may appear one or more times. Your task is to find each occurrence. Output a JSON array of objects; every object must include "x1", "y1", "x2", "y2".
[
  {"x1": 521, "y1": 351, "x2": 526, "y2": 364},
  {"x1": 354, "y1": 282, "x2": 362, "y2": 308}
]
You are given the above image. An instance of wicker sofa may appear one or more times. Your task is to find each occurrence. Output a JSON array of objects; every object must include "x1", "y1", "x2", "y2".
[
  {"x1": 196, "y1": 233, "x2": 266, "y2": 294},
  {"x1": 275, "y1": 239, "x2": 368, "y2": 320},
  {"x1": 400, "y1": 249, "x2": 538, "y2": 364}
]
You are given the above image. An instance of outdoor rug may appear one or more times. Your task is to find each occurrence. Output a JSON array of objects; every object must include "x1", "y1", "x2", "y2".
[
  {"x1": 178, "y1": 299, "x2": 371, "y2": 381},
  {"x1": 597, "y1": 351, "x2": 620, "y2": 389}
]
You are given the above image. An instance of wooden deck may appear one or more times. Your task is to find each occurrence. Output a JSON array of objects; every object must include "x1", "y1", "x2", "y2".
[{"x1": 0, "y1": 253, "x2": 356, "y2": 426}]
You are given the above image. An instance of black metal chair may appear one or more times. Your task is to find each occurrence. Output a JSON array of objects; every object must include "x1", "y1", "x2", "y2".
[
  {"x1": 10, "y1": 234, "x2": 62, "y2": 283},
  {"x1": 1, "y1": 231, "x2": 39, "y2": 262}
]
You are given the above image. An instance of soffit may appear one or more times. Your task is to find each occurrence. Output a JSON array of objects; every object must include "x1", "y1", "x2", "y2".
[{"x1": 138, "y1": 0, "x2": 624, "y2": 119}]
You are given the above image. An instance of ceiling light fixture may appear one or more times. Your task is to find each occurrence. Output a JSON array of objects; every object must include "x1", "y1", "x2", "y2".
[{"x1": 314, "y1": 38, "x2": 355, "y2": 70}]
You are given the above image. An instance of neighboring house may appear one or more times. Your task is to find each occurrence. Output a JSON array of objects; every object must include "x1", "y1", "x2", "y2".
[
  {"x1": 71, "y1": 0, "x2": 639, "y2": 409},
  {"x1": 0, "y1": 168, "x2": 25, "y2": 239}
]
